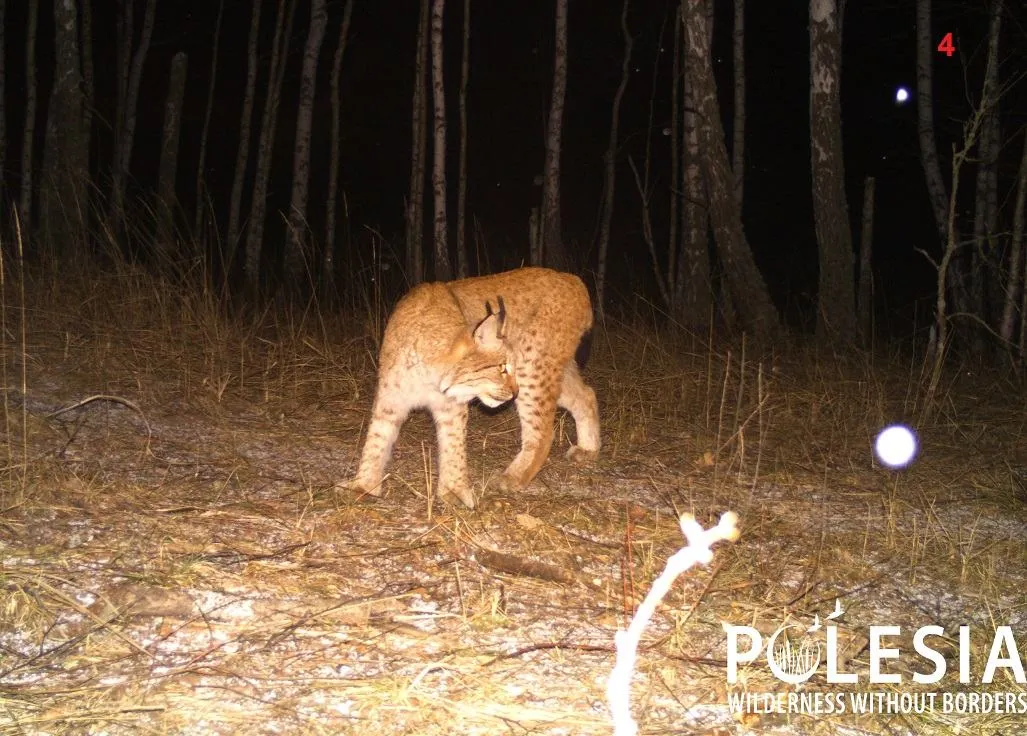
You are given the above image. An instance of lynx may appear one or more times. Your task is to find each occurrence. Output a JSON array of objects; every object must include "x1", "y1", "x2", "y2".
[{"x1": 345, "y1": 267, "x2": 600, "y2": 508}]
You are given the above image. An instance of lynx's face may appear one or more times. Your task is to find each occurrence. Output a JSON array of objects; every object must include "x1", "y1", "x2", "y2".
[{"x1": 439, "y1": 302, "x2": 519, "y2": 408}]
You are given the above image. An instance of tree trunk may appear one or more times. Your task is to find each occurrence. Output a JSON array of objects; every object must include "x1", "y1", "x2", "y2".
[
  {"x1": 226, "y1": 0, "x2": 261, "y2": 261},
  {"x1": 284, "y1": 0, "x2": 328, "y2": 294},
  {"x1": 0, "y1": 0, "x2": 7, "y2": 205},
  {"x1": 194, "y1": 0, "x2": 224, "y2": 238},
  {"x1": 970, "y1": 0, "x2": 1002, "y2": 352},
  {"x1": 1002, "y1": 131, "x2": 1027, "y2": 348},
  {"x1": 683, "y1": 0, "x2": 777, "y2": 337},
  {"x1": 41, "y1": 0, "x2": 88, "y2": 253},
  {"x1": 810, "y1": 0, "x2": 856, "y2": 343},
  {"x1": 667, "y1": 4, "x2": 680, "y2": 300},
  {"x1": 455, "y1": 0, "x2": 471, "y2": 279},
  {"x1": 110, "y1": 0, "x2": 157, "y2": 231},
  {"x1": 596, "y1": 0, "x2": 632, "y2": 316},
  {"x1": 429, "y1": 0, "x2": 451, "y2": 281},
  {"x1": 858, "y1": 176, "x2": 875, "y2": 345},
  {"x1": 81, "y1": 0, "x2": 93, "y2": 178},
  {"x1": 731, "y1": 0, "x2": 745, "y2": 203},
  {"x1": 155, "y1": 51, "x2": 188, "y2": 256},
  {"x1": 19, "y1": 0, "x2": 39, "y2": 237},
  {"x1": 245, "y1": 0, "x2": 298, "y2": 298},
  {"x1": 406, "y1": 0, "x2": 430, "y2": 285},
  {"x1": 540, "y1": 0, "x2": 569, "y2": 270},
  {"x1": 676, "y1": 1, "x2": 712, "y2": 324},
  {"x1": 324, "y1": 0, "x2": 355, "y2": 297},
  {"x1": 916, "y1": 0, "x2": 967, "y2": 318}
]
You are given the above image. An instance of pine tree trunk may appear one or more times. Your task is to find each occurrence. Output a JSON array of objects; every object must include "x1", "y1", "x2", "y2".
[
  {"x1": 406, "y1": 0, "x2": 430, "y2": 285},
  {"x1": 226, "y1": 0, "x2": 261, "y2": 260},
  {"x1": 1000, "y1": 132, "x2": 1027, "y2": 347},
  {"x1": 324, "y1": 0, "x2": 354, "y2": 297},
  {"x1": 19, "y1": 0, "x2": 39, "y2": 237},
  {"x1": 156, "y1": 51, "x2": 188, "y2": 256},
  {"x1": 245, "y1": 0, "x2": 298, "y2": 298},
  {"x1": 970, "y1": 0, "x2": 1002, "y2": 353},
  {"x1": 454, "y1": 0, "x2": 471, "y2": 279},
  {"x1": 596, "y1": 0, "x2": 632, "y2": 316},
  {"x1": 540, "y1": 0, "x2": 569, "y2": 270},
  {"x1": 858, "y1": 176, "x2": 875, "y2": 345},
  {"x1": 41, "y1": 0, "x2": 88, "y2": 253},
  {"x1": 429, "y1": 0, "x2": 451, "y2": 281},
  {"x1": 194, "y1": 0, "x2": 224, "y2": 238},
  {"x1": 916, "y1": 0, "x2": 967, "y2": 318},
  {"x1": 667, "y1": 5, "x2": 680, "y2": 301},
  {"x1": 110, "y1": 0, "x2": 157, "y2": 231},
  {"x1": 731, "y1": 0, "x2": 745, "y2": 203},
  {"x1": 810, "y1": 0, "x2": 856, "y2": 343},
  {"x1": 0, "y1": 0, "x2": 7, "y2": 206},
  {"x1": 284, "y1": 0, "x2": 328, "y2": 295},
  {"x1": 677, "y1": 3, "x2": 712, "y2": 324},
  {"x1": 683, "y1": 0, "x2": 777, "y2": 337},
  {"x1": 81, "y1": 0, "x2": 93, "y2": 175}
]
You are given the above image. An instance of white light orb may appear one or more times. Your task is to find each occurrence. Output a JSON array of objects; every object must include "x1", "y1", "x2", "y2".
[
  {"x1": 875, "y1": 425, "x2": 918, "y2": 468},
  {"x1": 895, "y1": 87, "x2": 910, "y2": 104}
]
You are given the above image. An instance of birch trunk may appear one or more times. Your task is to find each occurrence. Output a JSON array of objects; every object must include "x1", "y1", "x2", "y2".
[
  {"x1": 455, "y1": 0, "x2": 471, "y2": 279},
  {"x1": 194, "y1": 0, "x2": 224, "y2": 237},
  {"x1": 596, "y1": 0, "x2": 632, "y2": 315},
  {"x1": 406, "y1": 0, "x2": 430, "y2": 285},
  {"x1": 245, "y1": 0, "x2": 298, "y2": 298},
  {"x1": 429, "y1": 0, "x2": 451, "y2": 280},
  {"x1": 324, "y1": 0, "x2": 355, "y2": 295},
  {"x1": 540, "y1": 0, "x2": 569, "y2": 269},
  {"x1": 284, "y1": 0, "x2": 328, "y2": 293},
  {"x1": 226, "y1": 0, "x2": 261, "y2": 258},
  {"x1": 810, "y1": 0, "x2": 856, "y2": 342},
  {"x1": 683, "y1": 0, "x2": 777, "y2": 337}
]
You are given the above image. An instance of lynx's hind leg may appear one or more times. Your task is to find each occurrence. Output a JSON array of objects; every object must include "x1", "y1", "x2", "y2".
[
  {"x1": 344, "y1": 392, "x2": 410, "y2": 498},
  {"x1": 558, "y1": 361, "x2": 600, "y2": 464}
]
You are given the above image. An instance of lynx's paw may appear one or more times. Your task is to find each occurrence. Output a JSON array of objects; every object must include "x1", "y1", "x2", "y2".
[
  {"x1": 438, "y1": 483, "x2": 476, "y2": 509},
  {"x1": 565, "y1": 445, "x2": 598, "y2": 465},
  {"x1": 338, "y1": 477, "x2": 384, "y2": 499},
  {"x1": 490, "y1": 473, "x2": 527, "y2": 494}
]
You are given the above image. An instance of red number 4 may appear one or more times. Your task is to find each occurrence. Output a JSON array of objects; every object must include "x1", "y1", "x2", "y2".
[{"x1": 937, "y1": 32, "x2": 956, "y2": 57}]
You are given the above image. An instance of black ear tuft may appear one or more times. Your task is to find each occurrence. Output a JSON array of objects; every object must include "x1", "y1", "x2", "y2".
[{"x1": 496, "y1": 295, "x2": 507, "y2": 323}]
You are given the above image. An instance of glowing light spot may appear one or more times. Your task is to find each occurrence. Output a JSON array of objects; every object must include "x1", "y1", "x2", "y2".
[
  {"x1": 875, "y1": 425, "x2": 918, "y2": 468},
  {"x1": 895, "y1": 87, "x2": 910, "y2": 104}
]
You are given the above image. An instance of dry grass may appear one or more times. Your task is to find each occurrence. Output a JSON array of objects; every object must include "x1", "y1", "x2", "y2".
[{"x1": 2, "y1": 258, "x2": 1027, "y2": 735}]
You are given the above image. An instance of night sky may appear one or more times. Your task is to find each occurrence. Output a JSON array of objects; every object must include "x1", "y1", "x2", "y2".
[{"x1": 4, "y1": 0, "x2": 1025, "y2": 329}]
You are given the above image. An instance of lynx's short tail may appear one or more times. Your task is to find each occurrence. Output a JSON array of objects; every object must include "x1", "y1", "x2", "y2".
[{"x1": 574, "y1": 329, "x2": 593, "y2": 369}]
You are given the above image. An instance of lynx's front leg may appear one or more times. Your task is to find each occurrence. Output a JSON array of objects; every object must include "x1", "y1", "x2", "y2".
[
  {"x1": 493, "y1": 370, "x2": 559, "y2": 492},
  {"x1": 430, "y1": 399, "x2": 475, "y2": 508}
]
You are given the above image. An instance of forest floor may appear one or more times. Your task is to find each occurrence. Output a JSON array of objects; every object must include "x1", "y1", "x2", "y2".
[{"x1": 3, "y1": 266, "x2": 1027, "y2": 735}]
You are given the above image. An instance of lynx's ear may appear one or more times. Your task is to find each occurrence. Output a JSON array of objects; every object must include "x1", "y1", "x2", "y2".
[{"x1": 474, "y1": 298, "x2": 508, "y2": 350}]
